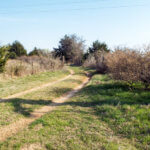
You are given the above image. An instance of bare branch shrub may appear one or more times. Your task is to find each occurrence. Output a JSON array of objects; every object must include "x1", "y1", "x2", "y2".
[
  {"x1": 83, "y1": 51, "x2": 108, "y2": 74},
  {"x1": 83, "y1": 54, "x2": 96, "y2": 68},
  {"x1": 139, "y1": 46, "x2": 150, "y2": 89},
  {"x1": 5, "y1": 55, "x2": 63, "y2": 77},
  {"x1": 105, "y1": 47, "x2": 150, "y2": 89},
  {"x1": 94, "y1": 50, "x2": 108, "y2": 74}
]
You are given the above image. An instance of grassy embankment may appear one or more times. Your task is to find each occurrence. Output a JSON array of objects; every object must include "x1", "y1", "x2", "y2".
[{"x1": 0, "y1": 71, "x2": 149, "y2": 150}]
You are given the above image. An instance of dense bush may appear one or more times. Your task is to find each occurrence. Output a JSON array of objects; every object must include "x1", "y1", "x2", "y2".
[
  {"x1": 84, "y1": 45, "x2": 150, "y2": 89},
  {"x1": 5, "y1": 55, "x2": 63, "y2": 77},
  {"x1": 83, "y1": 41, "x2": 109, "y2": 73},
  {"x1": 106, "y1": 47, "x2": 150, "y2": 89},
  {"x1": 83, "y1": 51, "x2": 108, "y2": 73},
  {"x1": 94, "y1": 50, "x2": 108, "y2": 73},
  {"x1": 83, "y1": 54, "x2": 96, "y2": 68},
  {"x1": 139, "y1": 51, "x2": 150, "y2": 89}
]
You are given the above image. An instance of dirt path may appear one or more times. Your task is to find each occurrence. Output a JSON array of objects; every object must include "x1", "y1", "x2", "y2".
[
  {"x1": 0, "y1": 75, "x2": 90, "y2": 142},
  {"x1": 1, "y1": 69, "x2": 74, "y2": 101}
]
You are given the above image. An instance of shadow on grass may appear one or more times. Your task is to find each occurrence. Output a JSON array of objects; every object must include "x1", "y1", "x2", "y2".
[
  {"x1": 1, "y1": 80, "x2": 150, "y2": 118},
  {"x1": 0, "y1": 78, "x2": 149, "y2": 148},
  {"x1": 57, "y1": 81, "x2": 150, "y2": 149},
  {"x1": 43, "y1": 81, "x2": 150, "y2": 108},
  {"x1": 0, "y1": 87, "x2": 73, "y2": 117}
]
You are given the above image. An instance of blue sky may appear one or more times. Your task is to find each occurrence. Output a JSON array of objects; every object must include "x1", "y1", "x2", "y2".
[{"x1": 0, "y1": 0, "x2": 150, "y2": 52}]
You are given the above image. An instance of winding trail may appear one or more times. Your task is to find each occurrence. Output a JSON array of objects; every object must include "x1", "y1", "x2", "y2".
[
  {"x1": 1, "y1": 69, "x2": 74, "y2": 101},
  {"x1": 0, "y1": 70, "x2": 90, "y2": 142}
]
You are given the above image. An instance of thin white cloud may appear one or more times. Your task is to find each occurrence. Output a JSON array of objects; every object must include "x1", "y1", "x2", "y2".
[{"x1": 0, "y1": 17, "x2": 38, "y2": 22}]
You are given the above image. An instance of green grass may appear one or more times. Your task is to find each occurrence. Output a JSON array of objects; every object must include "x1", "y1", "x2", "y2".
[
  {"x1": 0, "y1": 107, "x2": 135, "y2": 150},
  {"x1": 0, "y1": 69, "x2": 69, "y2": 98},
  {"x1": 1, "y1": 72, "x2": 149, "y2": 149},
  {"x1": 91, "y1": 75, "x2": 150, "y2": 149},
  {"x1": 0, "y1": 67, "x2": 88, "y2": 127}
]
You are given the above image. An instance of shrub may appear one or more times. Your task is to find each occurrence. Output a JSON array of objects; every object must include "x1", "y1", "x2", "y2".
[
  {"x1": 106, "y1": 49, "x2": 141, "y2": 86},
  {"x1": 0, "y1": 46, "x2": 8, "y2": 73},
  {"x1": 83, "y1": 54, "x2": 96, "y2": 68},
  {"x1": 84, "y1": 40, "x2": 110, "y2": 73},
  {"x1": 9, "y1": 52, "x2": 17, "y2": 59},
  {"x1": 5, "y1": 55, "x2": 63, "y2": 77},
  {"x1": 94, "y1": 50, "x2": 108, "y2": 74},
  {"x1": 105, "y1": 47, "x2": 150, "y2": 89},
  {"x1": 83, "y1": 51, "x2": 108, "y2": 73},
  {"x1": 139, "y1": 50, "x2": 150, "y2": 89}
]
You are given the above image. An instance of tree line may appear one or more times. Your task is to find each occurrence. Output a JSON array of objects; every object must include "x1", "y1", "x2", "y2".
[
  {"x1": 0, "y1": 34, "x2": 109, "y2": 72},
  {"x1": 1, "y1": 34, "x2": 150, "y2": 90}
]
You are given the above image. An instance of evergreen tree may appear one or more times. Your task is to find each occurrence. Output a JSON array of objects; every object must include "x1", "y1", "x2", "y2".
[
  {"x1": 89, "y1": 40, "x2": 110, "y2": 53},
  {"x1": 54, "y1": 34, "x2": 84, "y2": 64},
  {"x1": 29, "y1": 47, "x2": 40, "y2": 56},
  {"x1": 0, "y1": 46, "x2": 8, "y2": 72},
  {"x1": 9, "y1": 41, "x2": 27, "y2": 58}
]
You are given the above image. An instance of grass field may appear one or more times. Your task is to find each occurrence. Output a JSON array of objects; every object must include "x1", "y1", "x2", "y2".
[
  {"x1": 0, "y1": 69, "x2": 69, "y2": 98},
  {"x1": 0, "y1": 70, "x2": 149, "y2": 150},
  {"x1": 0, "y1": 67, "x2": 88, "y2": 128}
]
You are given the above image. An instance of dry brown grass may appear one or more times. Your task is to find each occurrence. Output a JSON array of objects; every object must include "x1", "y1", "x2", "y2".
[{"x1": 4, "y1": 55, "x2": 63, "y2": 78}]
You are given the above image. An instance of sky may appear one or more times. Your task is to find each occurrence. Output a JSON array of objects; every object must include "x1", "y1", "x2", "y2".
[{"x1": 0, "y1": 0, "x2": 150, "y2": 52}]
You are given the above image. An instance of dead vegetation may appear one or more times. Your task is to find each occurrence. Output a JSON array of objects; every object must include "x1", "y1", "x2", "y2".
[
  {"x1": 106, "y1": 47, "x2": 150, "y2": 89},
  {"x1": 84, "y1": 45, "x2": 150, "y2": 89},
  {"x1": 4, "y1": 55, "x2": 63, "y2": 78}
]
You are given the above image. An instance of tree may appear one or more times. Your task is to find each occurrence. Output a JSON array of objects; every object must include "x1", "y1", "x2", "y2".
[
  {"x1": 88, "y1": 40, "x2": 110, "y2": 73},
  {"x1": 89, "y1": 40, "x2": 110, "y2": 54},
  {"x1": 28, "y1": 47, "x2": 41, "y2": 56},
  {"x1": 0, "y1": 46, "x2": 8, "y2": 72},
  {"x1": 9, "y1": 41, "x2": 27, "y2": 58},
  {"x1": 29, "y1": 47, "x2": 52, "y2": 58},
  {"x1": 54, "y1": 34, "x2": 84, "y2": 65}
]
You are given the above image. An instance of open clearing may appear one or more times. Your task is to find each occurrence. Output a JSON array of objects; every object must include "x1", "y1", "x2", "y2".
[
  {"x1": 0, "y1": 67, "x2": 149, "y2": 150},
  {"x1": 0, "y1": 67, "x2": 90, "y2": 141},
  {"x1": 0, "y1": 69, "x2": 69, "y2": 98}
]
